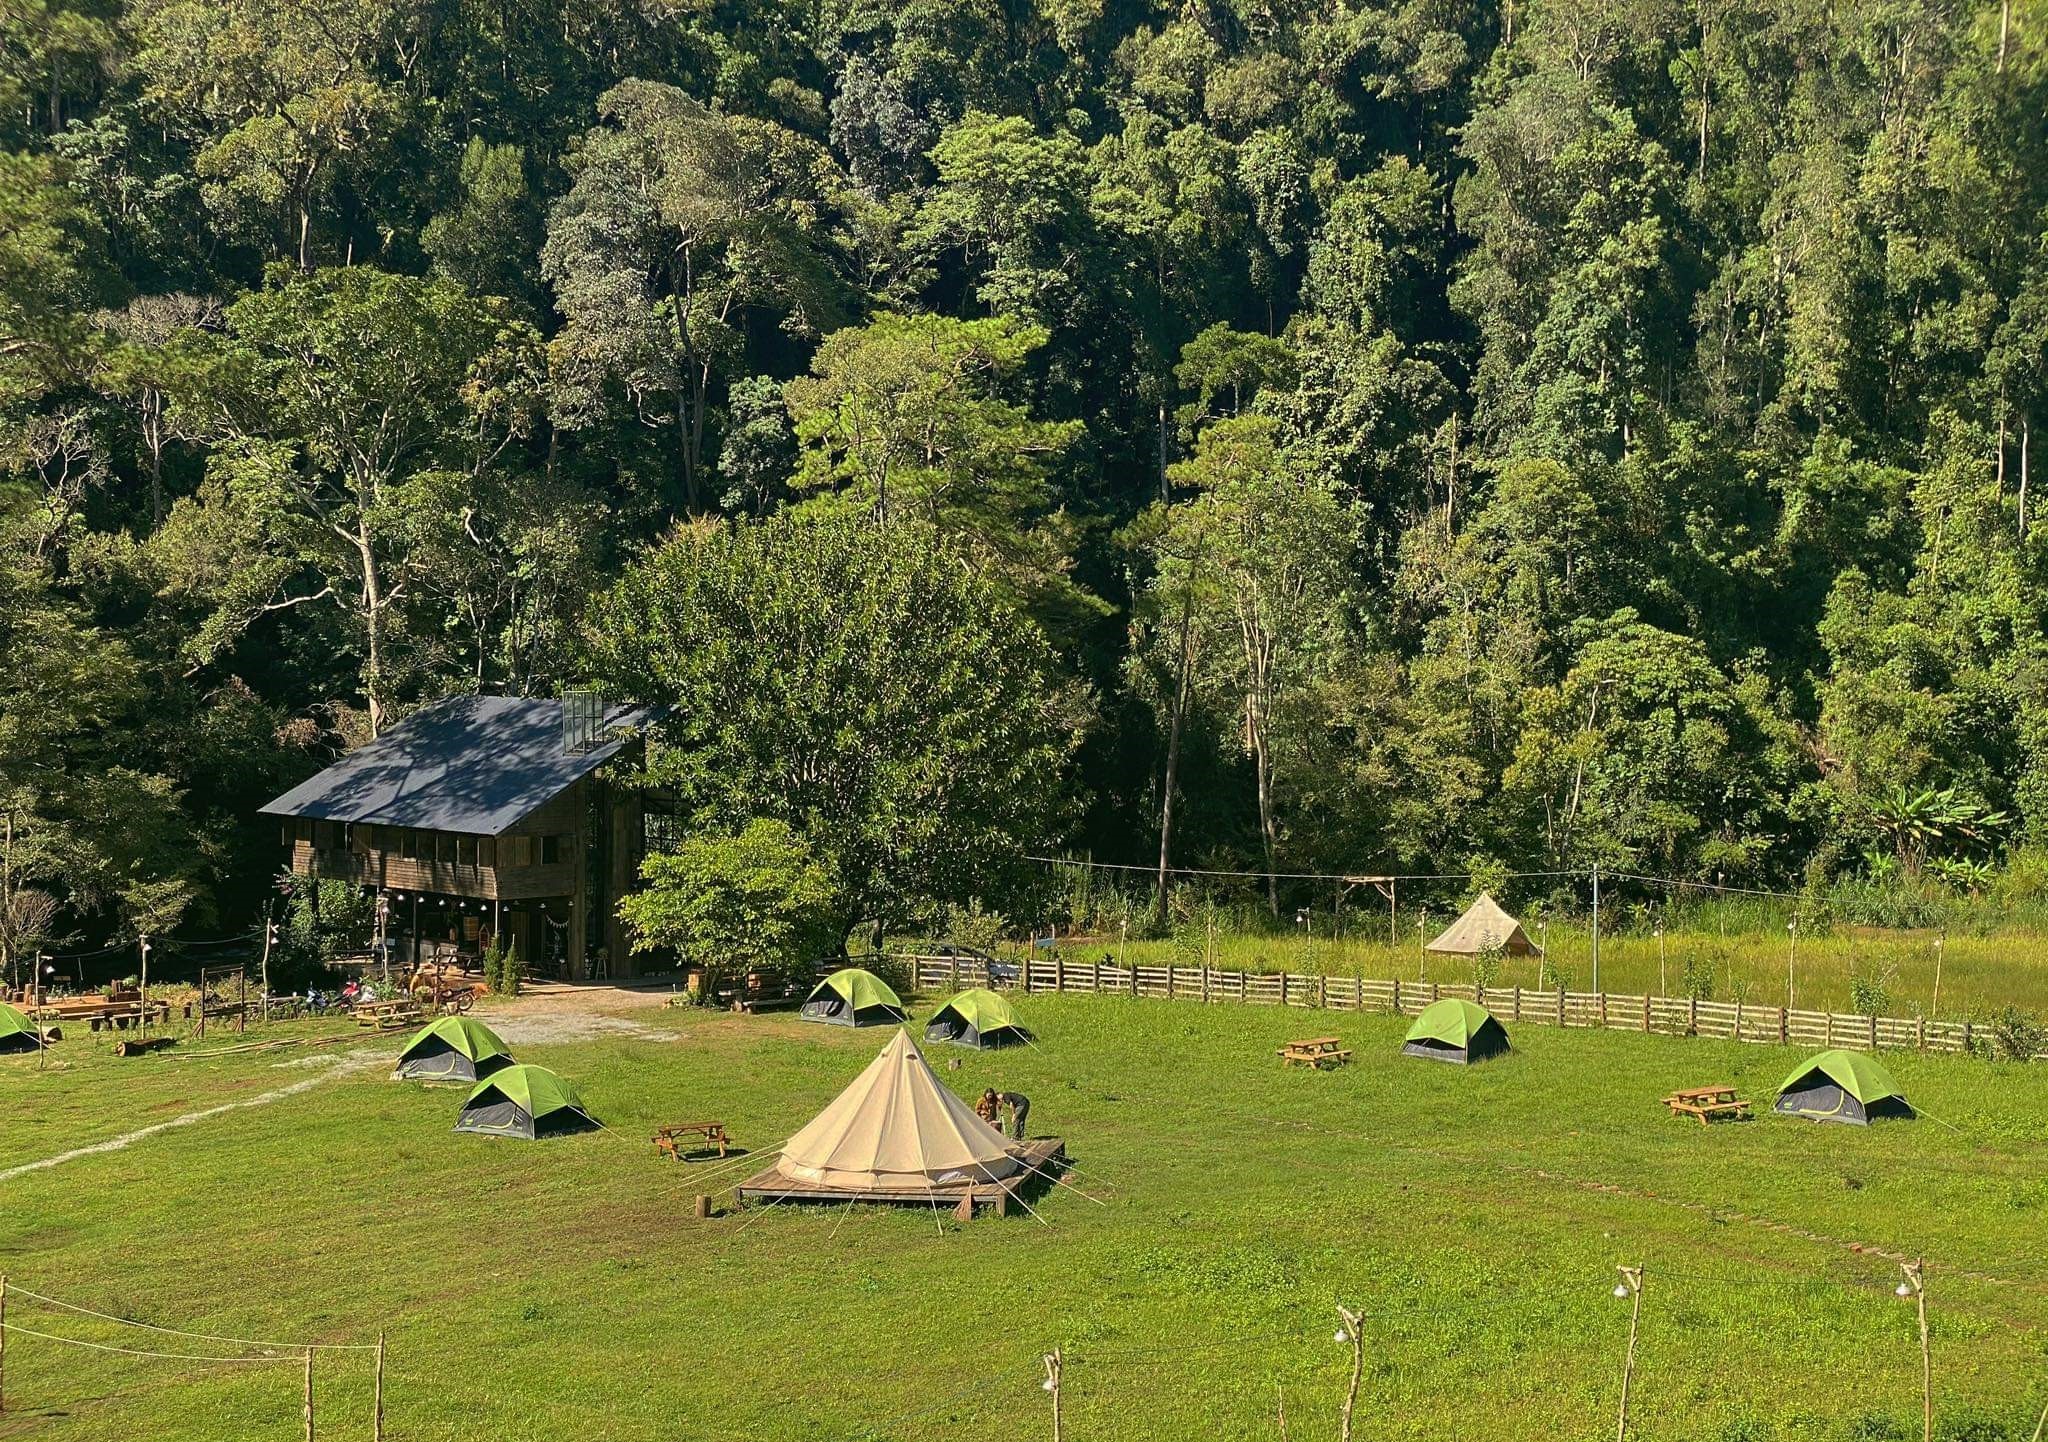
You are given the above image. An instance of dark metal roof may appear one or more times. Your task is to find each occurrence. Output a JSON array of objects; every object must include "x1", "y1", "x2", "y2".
[{"x1": 258, "y1": 695, "x2": 658, "y2": 836}]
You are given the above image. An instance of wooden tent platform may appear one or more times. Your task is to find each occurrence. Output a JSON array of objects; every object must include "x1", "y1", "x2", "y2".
[{"x1": 735, "y1": 1139, "x2": 1066, "y2": 1216}]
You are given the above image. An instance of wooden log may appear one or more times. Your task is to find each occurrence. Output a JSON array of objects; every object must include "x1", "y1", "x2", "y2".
[
  {"x1": 693, "y1": 1194, "x2": 711, "y2": 1220},
  {"x1": 112, "y1": 1035, "x2": 174, "y2": 1057}
]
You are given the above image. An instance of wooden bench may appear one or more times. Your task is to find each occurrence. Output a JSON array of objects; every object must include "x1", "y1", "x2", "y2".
[
  {"x1": 352, "y1": 999, "x2": 422, "y2": 1030},
  {"x1": 654, "y1": 1122, "x2": 730, "y2": 1160},
  {"x1": 1661, "y1": 1085, "x2": 1751, "y2": 1125},
  {"x1": 1278, "y1": 1037, "x2": 1353, "y2": 1069}
]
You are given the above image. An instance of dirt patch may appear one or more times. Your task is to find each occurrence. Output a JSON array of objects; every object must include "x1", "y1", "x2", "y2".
[{"x1": 480, "y1": 979, "x2": 690, "y2": 1046}]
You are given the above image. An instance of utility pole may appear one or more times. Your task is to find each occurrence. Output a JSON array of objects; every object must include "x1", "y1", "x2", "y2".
[{"x1": 1614, "y1": 1265, "x2": 1645, "y2": 1442}]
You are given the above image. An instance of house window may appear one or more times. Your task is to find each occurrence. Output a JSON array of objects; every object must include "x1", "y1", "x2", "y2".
[
  {"x1": 456, "y1": 836, "x2": 478, "y2": 867},
  {"x1": 643, "y1": 812, "x2": 685, "y2": 854},
  {"x1": 540, "y1": 835, "x2": 562, "y2": 865}
]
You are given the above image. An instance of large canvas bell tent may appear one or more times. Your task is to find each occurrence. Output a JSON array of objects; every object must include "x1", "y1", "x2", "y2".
[
  {"x1": 777, "y1": 1030, "x2": 1021, "y2": 1190},
  {"x1": 453, "y1": 1065, "x2": 598, "y2": 1140},
  {"x1": 0, "y1": 1004, "x2": 42, "y2": 1053},
  {"x1": 1402, "y1": 999, "x2": 1511, "y2": 1064},
  {"x1": 924, "y1": 988, "x2": 1031, "y2": 1049},
  {"x1": 800, "y1": 968, "x2": 907, "y2": 1027},
  {"x1": 1426, "y1": 893, "x2": 1541, "y2": 957},
  {"x1": 1774, "y1": 1051, "x2": 1914, "y2": 1125},
  {"x1": 394, "y1": 1016, "x2": 512, "y2": 1083}
]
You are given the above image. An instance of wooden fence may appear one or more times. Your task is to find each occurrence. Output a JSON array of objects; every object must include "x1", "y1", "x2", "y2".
[{"x1": 904, "y1": 955, "x2": 1982, "y2": 1056}]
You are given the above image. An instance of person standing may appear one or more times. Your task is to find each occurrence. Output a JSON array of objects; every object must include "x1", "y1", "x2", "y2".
[
  {"x1": 998, "y1": 1090, "x2": 1030, "y2": 1140},
  {"x1": 975, "y1": 1088, "x2": 1001, "y2": 1126}
]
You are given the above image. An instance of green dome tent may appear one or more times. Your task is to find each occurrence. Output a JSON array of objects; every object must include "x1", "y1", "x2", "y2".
[
  {"x1": 1402, "y1": 999, "x2": 1510, "y2": 1065},
  {"x1": 0, "y1": 1004, "x2": 42, "y2": 1053},
  {"x1": 924, "y1": 988, "x2": 1031, "y2": 1049},
  {"x1": 1774, "y1": 1050, "x2": 1913, "y2": 1125},
  {"x1": 801, "y1": 968, "x2": 907, "y2": 1027},
  {"x1": 393, "y1": 1016, "x2": 513, "y2": 1084},
  {"x1": 454, "y1": 1065, "x2": 598, "y2": 1140}
]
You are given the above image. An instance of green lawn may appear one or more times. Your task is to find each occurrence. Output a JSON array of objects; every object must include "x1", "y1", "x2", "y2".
[{"x1": 3, "y1": 996, "x2": 2046, "y2": 1441}]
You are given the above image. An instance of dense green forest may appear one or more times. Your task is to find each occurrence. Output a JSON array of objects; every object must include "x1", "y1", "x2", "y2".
[{"x1": 2, "y1": 0, "x2": 2046, "y2": 954}]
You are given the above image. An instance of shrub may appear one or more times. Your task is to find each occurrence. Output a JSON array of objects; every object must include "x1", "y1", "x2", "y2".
[
  {"x1": 1986, "y1": 1007, "x2": 2046, "y2": 1063},
  {"x1": 1848, "y1": 961, "x2": 1894, "y2": 1017}
]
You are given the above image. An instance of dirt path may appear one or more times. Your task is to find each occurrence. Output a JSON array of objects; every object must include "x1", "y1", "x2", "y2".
[{"x1": 0, "y1": 1053, "x2": 384, "y2": 1185}]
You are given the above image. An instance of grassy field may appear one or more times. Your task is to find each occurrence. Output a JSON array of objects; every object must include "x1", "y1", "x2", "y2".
[
  {"x1": 1098, "y1": 922, "x2": 2048, "y2": 1021},
  {"x1": 4, "y1": 994, "x2": 2047, "y2": 1442}
]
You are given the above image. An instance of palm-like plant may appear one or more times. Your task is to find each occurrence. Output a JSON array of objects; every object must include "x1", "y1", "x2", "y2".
[{"x1": 1866, "y1": 786, "x2": 2011, "y2": 873}]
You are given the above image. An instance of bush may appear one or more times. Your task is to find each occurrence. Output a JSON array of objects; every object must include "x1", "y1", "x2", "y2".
[
  {"x1": 1848, "y1": 961, "x2": 1894, "y2": 1017},
  {"x1": 1985, "y1": 1007, "x2": 2046, "y2": 1063}
]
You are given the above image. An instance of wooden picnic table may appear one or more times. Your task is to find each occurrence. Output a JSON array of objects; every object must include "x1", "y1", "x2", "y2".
[
  {"x1": 1278, "y1": 1037, "x2": 1353, "y2": 1069},
  {"x1": 352, "y1": 998, "x2": 423, "y2": 1030},
  {"x1": 654, "y1": 1121, "x2": 731, "y2": 1160},
  {"x1": 1661, "y1": 1085, "x2": 1751, "y2": 1125}
]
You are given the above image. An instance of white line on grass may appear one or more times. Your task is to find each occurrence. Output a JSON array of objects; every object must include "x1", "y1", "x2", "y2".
[{"x1": 0, "y1": 1054, "x2": 382, "y2": 1185}]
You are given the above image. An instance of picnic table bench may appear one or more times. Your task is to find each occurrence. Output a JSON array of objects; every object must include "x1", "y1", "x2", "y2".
[
  {"x1": 1661, "y1": 1085, "x2": 1751, "y2": 1125},
  {"x1": 654, "y1": 1122, "x2": 731, "y2": 1160},
  {"x1": 352, "y1": 998, "x2": 423, "y2": 1030},
  {"x1": 1278, "y1": 1037, "x2": 1353, "y2": 1069}
]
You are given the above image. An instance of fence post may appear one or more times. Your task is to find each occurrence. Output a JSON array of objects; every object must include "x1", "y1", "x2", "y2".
[
  {"x1": 1513, "y1": 985, "x2": 1522, "y2": 1020},
  {"x1": 1642, "y1": 995, "x2": 1651, "y2": 1033},
  {"x1": 1201, "y1": 965, "x2": 1210, "y2": 1004},
  {"x1": 1916, "y1": 1016, "x2": 1925, "y2": 1052},
  {"x1": 1964, "y1": 1021, "x2": 1974, "y2": 1053},
  {"x1": 1826, "y1": 1012, "x2": 1834, "y2": 1048},
  {"x1": 1167, "y1": 967, "x2": 1175, "y2": 1001},
  {"x1": 1129, "y1": 963, "x2": 1138, "y2": 1000},
  {"x1": 1779, "y1": 1007, "x2": 1788, "y2": 1045},
  {"x1": 1599, "y1": 991, "x2": 1608, "y2": 1028},
  {"x1": 1558, "y1": 986, "x2": 1567, "y2": 1026},
  {"x1": 1277, "y1": 970, "x2": 1288, "y2": 1007},
  {"x1": 1391, "y1": 978, "x2": 1400, "y2": 1014},
  {"x1": 1054, "y1": 957, "x2": 1065, "y2": 993},
  {"x1": 1430, "y1": 980, "x2": 1440, "y2": 1004},
  {"x1": 1687, "y1": 996, "x2": 1697, "y2": 1035},
  {"x1": 374, "y1": 1333, "x2": 385, "y2": 1442},
  {"x1": 1734, "y1": 999, "x2": 1743, "y2": 1041},
  {"x1": 1318, "y1": 975, "x2": 1328, "y2": 1009},
  {"x1": 1869, "y1": 1013, "x2": 1878, "y2": 1050}
]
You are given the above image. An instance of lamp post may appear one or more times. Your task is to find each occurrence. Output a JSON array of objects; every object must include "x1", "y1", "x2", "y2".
[
  {"x1": 1930, "y1": 931, "x2": 1946, "y2": 1018},
  {"x1": 1335, "y1": 1305, "x2": 1366, "y2": 1442},
  {"x1": 1784, "y1": 916, "x2": 1799, "y2": 1010},
  {"x1": 1898, "y1": 1260, "x2": 1931, "y2": 1442},
  {"x1": 1655, "y1": 923, "x2": 1666, "y2": 997},
  {"x1": 1613, "y1": 1265, "x2": 1645, "y2": 1442},
  {"x1": 1041, "y1": 1348, "x2": 1063, "y2": 1442}
]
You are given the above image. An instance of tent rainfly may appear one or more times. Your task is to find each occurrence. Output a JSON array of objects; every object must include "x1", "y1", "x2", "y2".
[
  {"x1": 1774, "y1": 1050, "x2": 1914, "y2": 1125},
  {"x1": 776, "y1": 1030, "x2": 1021, "y2": 1190},
  {"x1": 800, "y1": 968, "x2": 907, "y2": 1027},
  {"x1": 453, "y1": 1065, "x2": 598, "y2": 1140},
  {"x1": 924, "y1": 988, "x2": 1032, "y2": 1049},
  {"x1": 1402, "y1": 999, "x2": 1511, "y2": 1064},
  {"x1": 0, "y1": 1004, "x2": 42, "y2": 1053},
  {"x1": 394, "y1": 1016, "x2": 513, "y2": 1083},
  {"x1": 1425, "y1": 893, "x2": 1542, "y2": 957}
]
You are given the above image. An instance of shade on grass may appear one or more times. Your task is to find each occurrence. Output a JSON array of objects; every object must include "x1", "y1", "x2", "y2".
[
  {"x1": 454, "y1": 1064, "x2": 598, "y2": 1139},
  {"x1": 800, "y1": 968, "x2": 907, "y2": 1027},
  {"x1": 0, "y1": 1003, "x2": 40, "y2": 1052},
  {"x1": 1401, "y1": 999, "x2": 1510, "y2": 1064},
  {"x1": 924, "y1": 988, "x2": 1031, "y2": 1049},
  {"x1": 394, "y1": 1016, "x2": 512, "y2": 1083},
  {"x1": 1774, "y1": 1049, "x2": 1913, "y2": 1125}
]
